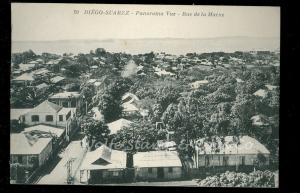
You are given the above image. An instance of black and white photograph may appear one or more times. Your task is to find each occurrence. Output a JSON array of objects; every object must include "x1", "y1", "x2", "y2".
[{"x1": 10, "y1": 3, "x2": 280, "y2": 187}]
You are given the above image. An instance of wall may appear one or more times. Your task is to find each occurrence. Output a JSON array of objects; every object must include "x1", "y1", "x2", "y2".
[
  {"x1": 10, "y1": 154, "x2": 39, "y2": 169},
  {"x1": 197, "y1": 154, "x2": 270, "y2": 168},
  {"x1": 23, "y1": 112, "x2": 60, "y2": 126},
  {"x1": 23, "y1": 110, "x2": 71, "y2": 129},
  {"x1": 163, "y1": 167, "x2": 182, "y2": 179},
  {"x1": 50, "y1": 98, "x2": 81, "y2": 109},
  {"x1": 38, "y1": 139, "x2": 53, "y2": 166},
  {"x1": 135, "y1": 167, "x2": 182, "y2": 181},
  {"x1": 135, "y1": 167, "x2": 158, "y2": 180},
  {"x1": 57, "y1": 112, "x2": 71, "y2": 128}
]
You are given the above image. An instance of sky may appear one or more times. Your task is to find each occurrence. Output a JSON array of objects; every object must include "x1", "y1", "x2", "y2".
[{"x1": 11, "y1": 3, "x2": 280, "y2": 41}]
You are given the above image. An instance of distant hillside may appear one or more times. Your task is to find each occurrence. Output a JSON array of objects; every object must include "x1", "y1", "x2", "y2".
[{"x1": 12, "y1": 37, "x2": 280, "y2": 55}]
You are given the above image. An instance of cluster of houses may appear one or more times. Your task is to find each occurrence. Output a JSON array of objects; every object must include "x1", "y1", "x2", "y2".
[
  {"x1": 10, "y1": 99, "x2": 79, "y2": 171},
  {"x1": 10, "y1": 51, "x2": 278, "y2": 184},
  {"x1": 75, "y1": 57, "x2": 276, "y2": 184},
  {"x1": 191, "y1": 136, "x2": 270, "y2": 174},
  {"x1": 77, "y1": 91, "x2": 273, "y2": 184},
  {"x1": 11, "y1": 56, "x2": 84, "y2": 174},
  {"x1": 10, "y1": 57, "x2": 83, "y2": 182},
  {"x1": 77, "y1": 134, "x2": 271, "y2": 184},
  {"x1": 79, "y1": 145, "x2": 183, "y2": 184},
  {"x1": 144, "y1": 51, "x2": 280, "y2": 78}
]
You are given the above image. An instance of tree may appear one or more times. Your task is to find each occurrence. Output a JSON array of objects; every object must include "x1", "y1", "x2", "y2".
[
  {"x1": 77, "y1": 54, "x2": 90, "y2": 69},
  {"x1": 209, "y1": 102, "x2": 232, "y2": 135},
  {"x1": 95, "y1": 78, "x2": 132, "y2": 122},
  {"x1": 110, "y1": 78, "x2": 133, "y2": 98},
  {"x1": 11, "y1": 50, "x2": 37, "y2": 64},
  {"x1": 112, "y1": 121, "x2": 165, "y2": 153},
  {"x1": 80, "y1": 118, "x2": 110, "y2": 150},
  {"x1": 98, "y1": 90, "x2": 123, "y2": 123},
  {"x1": 161, "y1": 103, "x2": 178, "y2": 130},
  {"x1": 80, "y1": 84, "x2": 96, "y2": 103},
  {"x1": 197, "y1": 170, "x2": 275, "y2": 187},
  {"x1": 11, "y1": 86, "x2": 41, "y2": 108},
  {"x1": 10, "y1": 120, "x2": 26, "y2": 133},
  {"x1": 64, "y1": 63, "x2": 88, "y2": 78},
  {"x1": 144, "y1": 52, "x2": 155, "y2": 64},
  {"x1": 95, "y1": 48, "x2": 106, "y2": 57},
  {"x1": 149, "y1": 103, "x2": 163, "y2": 123},
  {"x1": 262, "y1": 90, "x2": 279, "y2": 116},
  {"x1": 230, "y1": 94, "x2": 256, "y2": 135},
  {"x1": 156, "y1": 86, "x2": 180, "y2": 112}
]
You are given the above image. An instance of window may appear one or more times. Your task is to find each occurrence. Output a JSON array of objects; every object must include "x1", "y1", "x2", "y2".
[
  {"x1": 59, "y1": 115, "x2": 63, "y2": 122},
  {"x1": 31, "y1": 115, "x2": 39, "y2": 122},
  {"x1": 62, "y1": 101, "x2": 69, "y2": 107},
  {"x1": 148, "y1": 168, "x2": 153, "y2": 173},
  {"x1": 112, "y1": 171, "x2": 119, "y2": 177},
  {"x1": 46, "y1": 115, "x2": 53, "y2": 122},
  {"x1": 168, "y1": 167, "x2": 173, "y2": 173}
]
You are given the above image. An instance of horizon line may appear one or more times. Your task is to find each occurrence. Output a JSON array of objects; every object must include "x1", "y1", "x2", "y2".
[{"x1": 12, "y1": 36, "x2": 280, "y2": 42}]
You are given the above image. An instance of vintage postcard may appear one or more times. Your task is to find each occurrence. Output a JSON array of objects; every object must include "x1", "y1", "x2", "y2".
[{"x1": 10, "y1": 3, "x2": 279, "y2": 187}]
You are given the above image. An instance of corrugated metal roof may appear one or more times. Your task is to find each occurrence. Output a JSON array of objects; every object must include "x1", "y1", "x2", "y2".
[
  {"x1": 253, "y1": 89, "x2": 268, "y2": 98},
  {"x1": 134, "y1": 151, "x2": 182, "y2": 168},
  {"x1": 25, "y1": 100, "x2": 62, "y2": 114},
  {"x1": 195, "y1": 136, "x2": 270, "y2": 155},
  {"x1": 36, "y1": 83, "x2": 48, "y2": 90},
  {"x1": 80, "y1": 145, "x2": 127, "y2": 170},
  {"x1": 13, "y1": 73, "x2": 34, "y2": 81},
  {"x1": 107, "y1": 118, "x2": 133, "y2": 135},
  {"x1": 50, "y1": 91, "x2": 80, "y2": 99},
  {"x1": 24, "y1": 124, "x2": 64, "y2": 138},
  {"x1": 50, "y1": 76, "x2": 65, "y2": 84},
  {"x1": 10, "y1": 133, "x2": 52, "y2": 155},
  {"x1": 265, "y1": 84, "x2": 278, "y2": 91}
]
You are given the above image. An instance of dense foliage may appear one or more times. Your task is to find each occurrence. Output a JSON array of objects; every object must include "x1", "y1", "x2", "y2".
[
  {"x1": 11, "y1": 48, "x2": 279, "y2": 167},
  {"x1": 196, "y1": 170, "x2": 276, "y2": 187}
]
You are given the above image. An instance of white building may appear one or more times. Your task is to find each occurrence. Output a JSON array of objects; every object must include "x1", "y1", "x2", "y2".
[
  {"x1": 49, "y1": 91, "x2": 81, "y2": 108},
  {"x1": 134, "y1": 151, "x2": 182, "y2": 181},
  {"x1": 190, "y1": 80, "x2": 209, "y2": 89},
  {"x1": 20, "y1": 100, "x2": 76, "y2": 141},
  {"x1": 10, "y1": 133, "x2": 53, "y2": 168},
  {"x1": 253, "y1": 89, "x2": 268, "y2": 98},
  {"x1": 107, "y1": 118, "x2": 133, "y2": 135},
  {"x1": 194, "y1": 136, "x2": 270, "y2": 170},
  {"x1": 79, "y1": 145, "x2": 127, "y2": 184}
]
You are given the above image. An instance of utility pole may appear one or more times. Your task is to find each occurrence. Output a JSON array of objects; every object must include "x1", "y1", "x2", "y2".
[
  {"x1": 82, "y1": 95, "x2": 88, "y2": 115},
  {"x1": 65, "y1": 158, "x2": 75, "y2": 184}
]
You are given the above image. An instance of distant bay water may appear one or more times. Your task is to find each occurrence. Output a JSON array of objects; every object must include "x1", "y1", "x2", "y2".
[{"x1": 12, "y1": 37, "x2": 280, "y2": 55}]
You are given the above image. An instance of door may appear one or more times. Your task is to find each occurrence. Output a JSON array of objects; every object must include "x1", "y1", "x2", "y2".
[{"x1": 157, "y1": 167, "x2": 164, "y2": 179}]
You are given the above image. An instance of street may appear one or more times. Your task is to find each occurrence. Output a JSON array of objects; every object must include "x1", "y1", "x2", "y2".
[
  {"x1": 37, "y1": 140, "x2": 87, "y2": 184},
  {"x1": 89, "y1": 180, "x2": 199, "y2": 187}
]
